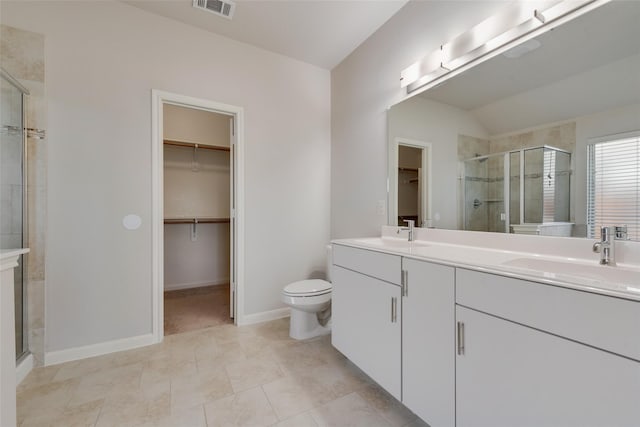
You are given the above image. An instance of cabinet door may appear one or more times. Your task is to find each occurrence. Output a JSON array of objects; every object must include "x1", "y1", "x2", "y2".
[
  {"x1": 332, "y1": 265, "x2": 401, "y2": 399},
  {"x1": 402, "y1": 259, "x2": 455, "y2": 427},
  {"x1": 456, "y1": 306, "x2": 640, "y2": 427}
]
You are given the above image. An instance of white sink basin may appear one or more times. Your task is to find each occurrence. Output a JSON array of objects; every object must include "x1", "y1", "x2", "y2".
[
  {"x1": 501, "y1": 257, "x2": 640, "y2": 287},
  {"x1": 352, "y1": 237, "x2": 430, "y2": 249}
]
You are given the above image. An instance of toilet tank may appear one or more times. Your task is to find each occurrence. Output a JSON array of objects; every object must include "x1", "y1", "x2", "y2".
[{"x1": 326, "y1": 244, "x2": 333, "y2": 283}]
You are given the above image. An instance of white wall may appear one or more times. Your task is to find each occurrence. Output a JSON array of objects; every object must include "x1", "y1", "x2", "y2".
[
  {"x1": 331, "y1": 1, "x2": 504, "y2": 238},
  {"x1": 164, "y1": 146, "x2": 230, "y2": 219},
  {"x1": 164, "y1": 223, "x2": 230, "y2": 290},
  {"x1": 164, "y1": 104, "x2": 230, "y2": 147},
  {"x1": 1, "y1": 1, "x2": 330, "y2": 352},
  {"x1": 388, "y1": 96, "x2": 488, "y2": 230}
]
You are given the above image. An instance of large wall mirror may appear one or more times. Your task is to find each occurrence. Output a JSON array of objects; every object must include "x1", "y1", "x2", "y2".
[{"x1": 388, "y1": 0, "x2": 640, "y2": 240}]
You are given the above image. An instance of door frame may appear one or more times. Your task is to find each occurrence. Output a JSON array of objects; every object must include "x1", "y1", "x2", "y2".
[
  {"x1": 388, "y1": 137, "x2": 433, "y2": 227},
  {"x1": 151, "y1": 89, "x2": 245, "y2": 342}
]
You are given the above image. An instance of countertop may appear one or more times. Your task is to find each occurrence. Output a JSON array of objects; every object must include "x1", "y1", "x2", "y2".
[{"x1": 332, "y1": 236, "x2": 640, "y2": 302}]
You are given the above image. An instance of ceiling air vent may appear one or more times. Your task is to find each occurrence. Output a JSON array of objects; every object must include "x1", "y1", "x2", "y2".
[{"x1": 193, "y1": 0, "x2": 236, "y2": 20}]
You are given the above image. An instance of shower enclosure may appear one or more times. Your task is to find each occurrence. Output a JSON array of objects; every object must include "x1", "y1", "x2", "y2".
[
  {"x1": 463, "y1": 146, "x2": 571, "y2": 234},
  {"x1": 1, "y1": 68, "x2": 29, "y2": 361}
]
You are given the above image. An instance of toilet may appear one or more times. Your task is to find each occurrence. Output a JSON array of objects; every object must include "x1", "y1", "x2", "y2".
[{"x1": 281, "y1": 246, "x2": 332, "y2": 340}]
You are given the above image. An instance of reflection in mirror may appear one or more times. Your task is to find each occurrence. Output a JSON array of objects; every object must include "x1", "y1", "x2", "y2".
[
  {"x1": 387, "y1": 1, "x2": 640, "y2": 239},
  {"x1": 461, "y1": 145, "x2": 572, "y2": 235},
  {"x1": 388, "y1": 138, "x2": 431, "y2": 227}
]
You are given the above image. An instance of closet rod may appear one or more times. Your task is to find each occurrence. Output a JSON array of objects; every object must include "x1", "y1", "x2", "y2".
[
  {"x1": 163, "y1": 139, "x2": 230, "y2": 152},
  {"x1": 164, "y1": 218, "x2": 230, "y2": 224}
]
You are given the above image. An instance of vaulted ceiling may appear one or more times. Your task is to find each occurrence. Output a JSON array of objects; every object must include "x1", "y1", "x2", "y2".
[{"x1": 125, "y1": 0, "x2": 408, "y2": 69}]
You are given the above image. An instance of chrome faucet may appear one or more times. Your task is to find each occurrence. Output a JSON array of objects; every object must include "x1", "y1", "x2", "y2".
[
  {"x1": 399, "y1": 219, "x2": 415, "y2": 242},
  {"x1": 592, "y1": 226, "x2": 620, "y2": 265}
]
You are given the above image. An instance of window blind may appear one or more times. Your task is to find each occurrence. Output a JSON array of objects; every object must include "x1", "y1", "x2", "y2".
[{"x1": 587, "y1": 134, "x2": 640, "y2": 240}]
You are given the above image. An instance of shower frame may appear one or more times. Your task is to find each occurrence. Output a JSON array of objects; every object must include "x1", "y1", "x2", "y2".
[
  {"x1": 1, "y1": 67, "x2": 30, "y2": 362},
  {"x1": 462, "y1": 145, "x2": 571, "y2": 233}
]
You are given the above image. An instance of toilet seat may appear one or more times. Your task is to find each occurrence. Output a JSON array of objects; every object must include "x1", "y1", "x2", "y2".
[{"x1": 283, "y1": 279, "x2": 331, "y2": 297}]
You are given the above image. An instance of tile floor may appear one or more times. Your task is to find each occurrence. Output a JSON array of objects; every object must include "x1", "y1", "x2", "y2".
[
  {"x1": 17, "y1": 318, "x2": 428, "y2": 427},
  {"x1": 164, "y1": 286, "x2": 232, "y2": 335}
]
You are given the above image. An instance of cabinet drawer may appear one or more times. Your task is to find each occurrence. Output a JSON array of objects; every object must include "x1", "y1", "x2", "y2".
[
  {"x1": 332, "y1": 244, "x2": 401, "y2": 285},
  {"x1": 456, "y1": 268, "x2": 640, "y2": 361}
]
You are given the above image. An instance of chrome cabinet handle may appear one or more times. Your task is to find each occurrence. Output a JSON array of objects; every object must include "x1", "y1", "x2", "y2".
[
  {"x1": 391, "y1": 297, "x2": 397, "y2": 323},
  {"x1": 401, "y1": 270, "x2": 408, "y2": 296},
  {"x1": 457, "y1": 321, "x2": 465, "y2": 355}
]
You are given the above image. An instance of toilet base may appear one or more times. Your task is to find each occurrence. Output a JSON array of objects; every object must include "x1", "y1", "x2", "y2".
[{"x1": 289, "y1": 308, "x2": 331, "y2": 340}]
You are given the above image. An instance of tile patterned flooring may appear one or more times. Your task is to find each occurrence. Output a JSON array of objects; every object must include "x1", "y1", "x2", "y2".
[
  {"x1": 164, "y1": 286, "x2": 232, "y2": 336},
  {"x1": 17, "y1": 318, "x2": 428, "y2": 427}
]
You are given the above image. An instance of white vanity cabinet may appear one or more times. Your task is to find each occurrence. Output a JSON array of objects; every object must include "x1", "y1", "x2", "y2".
[
  {"x1": 456, "y1": 269, "x2": 640, "y2": 427},
  {"x1": 402, "y1": 258, "x2": 455, "y2": 427},
  {"x1": 332, "y1": 244, "x2": 402, "y2": 399}
]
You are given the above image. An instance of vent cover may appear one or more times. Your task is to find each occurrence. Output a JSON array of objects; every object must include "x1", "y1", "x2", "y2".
[{"x1": 193, "y1": 0, "x2": 236, "y2": 20}]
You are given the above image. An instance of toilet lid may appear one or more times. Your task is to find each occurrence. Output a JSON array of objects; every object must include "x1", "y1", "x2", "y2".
[{"x1": 283, "y1": 279, "x2": 332, "y2": 296}]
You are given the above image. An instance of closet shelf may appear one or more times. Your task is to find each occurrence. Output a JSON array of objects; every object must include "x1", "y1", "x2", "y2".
[
  {"x1": 164, "y1": 139, "x2": 230, "y2": 152},
  {"x1": 164, "y1": 217, "x2": 231, "y2": 224}
]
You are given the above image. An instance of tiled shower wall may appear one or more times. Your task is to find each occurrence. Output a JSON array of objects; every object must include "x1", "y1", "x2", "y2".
[
  {"x1": 459, "y1": 123, "x2": 576, "y2": 231},
  {"x1": 1, "y1": 24, "x2": 47, "y2": 366}
]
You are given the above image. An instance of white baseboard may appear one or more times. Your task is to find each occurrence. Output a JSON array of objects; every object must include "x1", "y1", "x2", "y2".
[
  {"x1": 16, "y1": 353, "x2": 33, "y2": 385},
  {"x1": 238, "y1": 307, "x2": 290, "y2": 326},
  {"x1": 44, "y1": 333, "x2": 156, "y2": 366},
  {"x1": 164, "y1": 278, "x2": 229, "y2": 292}
]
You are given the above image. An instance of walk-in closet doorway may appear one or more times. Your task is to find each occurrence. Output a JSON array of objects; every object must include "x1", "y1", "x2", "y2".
[{"x1": 152, "y1": 90, "x2": 245, "y2": 341}]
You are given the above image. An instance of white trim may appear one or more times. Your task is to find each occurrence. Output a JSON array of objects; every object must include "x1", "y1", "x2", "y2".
[
  {"x1": 237, "y1": 308, "x2": 290, "y2": 326},
  {"x1": 388, "y1": 138, "x2": 433, "y2": 227},
  {"x1": 586, "y1": 130, "x2": 640, "y2": 146},
  {"x1": 164, "y1": 279, "x2": 229, "y2": 292},
  {"x1": 16, "y1": 354, "x2": 33, "y2": 385},
  {"x1": 44, "y1": 334, "x2": 155, "y2": 366},
  {"x1": 151, "y1": 89, "x2": 246, "y2": 343}
]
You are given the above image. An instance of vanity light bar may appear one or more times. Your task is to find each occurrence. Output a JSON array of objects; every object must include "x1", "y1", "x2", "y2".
[{"x1": 401, "y1": 0, "x2": 603, "y2": 93}]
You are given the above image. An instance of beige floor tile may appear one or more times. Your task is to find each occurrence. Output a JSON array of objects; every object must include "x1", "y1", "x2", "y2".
[
  {"x1": 95, "y1": 406, "x2": 154, "y2": 427},
  {"x1": 141, "y1": 356, "x2": 198, "y2": 387},
  {"x1": 304, "y1": 336, "x2": 348, "y2": 366},
  {"x1": 225, "y1": 354, "x2": 284, "y2": 392},
  {"x1": 17, "y1": 378, "x2": 79, "y2": 424},
  {"x1": 272, "y1": 411, "x2": 319, "y2": 427},
  {"x1": 300, "y1": 360, "x2": 373, "y2": 398},
  {"x1": 262, "y1": 374, "x2": 337, "y2": 420},
  {"x1": 204, "y1": 386, "x2": 278, "y2": 427},
  {"x1": 17, "y1": 364, "x2": 61, "y2": 393},
  {"x1": 208, "y1": 324, "x2": 256, "y2": 345},
  {"x1": 96, "y1": 381, "x2": 171, "y2": 427},
  {"x1": 310, "y1": 392, "x2": 391, "y2": 427},
  {"x1": 170, "y1": 366, "x2": 233, "y2": 411},
  {"x1": 250, "y1": 318, "x2": 291, "y2": 342},
  {"x1": 356, "y1": 384, "x2": 417, "y2": 427},
  {"x1": 52, "y1": 354, "x2": 118, "y2": 382},
  {"x1": 271, "y1": 341, "x2": 330, "y2": 375},
  {"x1": 195, "y1": 338, "x2": 247, "y2": 372},
  {"x1": 17, "y1": 319, "x2": 420, "y2": 427},
  {"x1": 110, "y1": 343, "x2": 164, "y2": 367},
  {"x1": 21, "y1": 398, "x2": 104, "y2": 427},
  {"x1": 402, "y1": 418, "x2": 430, "y2": 427},
  {"x1": 154, "y1": 405, "x2": 207, "y2": 427},
  {"x1": 67, "y1": 362, "x2": 144, "y2": 407}
]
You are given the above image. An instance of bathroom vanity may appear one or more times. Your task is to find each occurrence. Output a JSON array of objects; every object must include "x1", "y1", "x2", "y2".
[{"x1": 331, "y1": 228, "x2": 640, "y2": 427}]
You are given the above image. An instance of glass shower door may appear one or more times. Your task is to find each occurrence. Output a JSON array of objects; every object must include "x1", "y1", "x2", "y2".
[
  {"x1": 464, "y1": 153, "x2": 507, "y2": 232},
  {"x1": 464, "y1": 156, "x2": 489, "y2": 231},
  {"x1": 1, "y1": 71, "x2": 28, "y2": 360}
]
